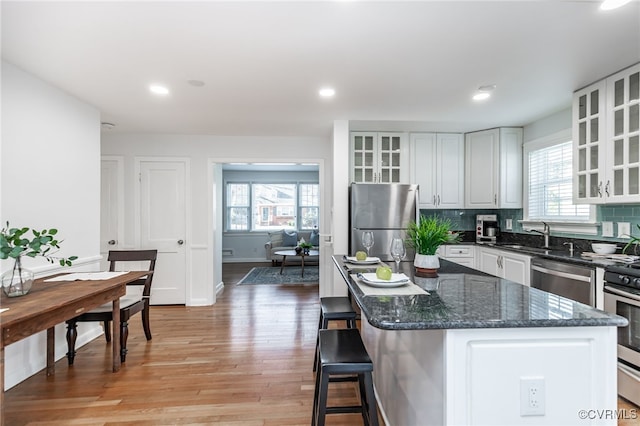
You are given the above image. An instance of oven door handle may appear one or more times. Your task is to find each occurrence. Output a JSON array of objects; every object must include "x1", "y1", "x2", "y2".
[
  {"x1": 531, "y1": 264, "x2": 591, "y2": 282},
  {"x1": 605, "y1": 285, "x2": 640, "y2": 302}
]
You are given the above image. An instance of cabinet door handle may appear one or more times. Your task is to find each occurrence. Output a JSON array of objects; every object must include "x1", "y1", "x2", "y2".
[
  {"x1": 598, "y1": 181, "x2": 603, "y2": 197},
  {"x1": 437, "y1": 195, "x2": 440, "y2": 206},
  {"x1": 494, "y1": 194, "x2": 497, "y2": 205},
  {"x1": 605, "y1": 180, "x2": 610, "y2": 197}
]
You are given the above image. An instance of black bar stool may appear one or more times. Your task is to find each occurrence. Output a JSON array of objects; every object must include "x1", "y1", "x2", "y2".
[
  {"x1": 312, "y1": 328, "x2": 379, "y2": 426},
  {"x1": 313, "y1": 297, "x2": 358, "y2": 371}
]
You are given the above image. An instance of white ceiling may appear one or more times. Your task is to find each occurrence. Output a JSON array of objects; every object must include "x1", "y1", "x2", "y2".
[{"x1": 2, "y1": 1, "x2": 639, "y2": 138}]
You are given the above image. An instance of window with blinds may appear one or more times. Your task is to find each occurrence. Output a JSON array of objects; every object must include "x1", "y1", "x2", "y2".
[{"x1": 528, "y1": 141, "x2": 590, "y2": 221}]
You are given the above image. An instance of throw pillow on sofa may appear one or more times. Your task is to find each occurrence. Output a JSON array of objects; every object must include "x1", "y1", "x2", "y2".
[
  {"x1": 310, "y1": 229, "x2": 320, "y2": 246},
  {"x1": 282, "y1": 230, "x2": 298, "y2": 246}
]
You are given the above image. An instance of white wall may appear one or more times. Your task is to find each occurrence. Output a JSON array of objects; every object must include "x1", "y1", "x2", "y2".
[
  {"x1": 1, "y1": 61, "x2": 102, "y2": 389},
  {"x1": 523, "y1": 107, "x2": 571, "y2": 142},
  {"x1": 101, "y1": 133, "x2": 333, "y2": 299}
]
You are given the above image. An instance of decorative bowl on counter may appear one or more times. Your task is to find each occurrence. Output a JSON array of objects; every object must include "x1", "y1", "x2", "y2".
[{"x1": 591, "y1": 243, "x2": 618, "y2": 254}]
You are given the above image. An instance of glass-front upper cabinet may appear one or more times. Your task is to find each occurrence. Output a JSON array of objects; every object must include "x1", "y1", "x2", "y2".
[
  {"x1": 573, "y1": 62, "x2": 640, "y2": 204},
  {"x1": 606, "y1": 64, "x2": 640, "y2": 203},
  {"x1": 573, "y1": 80, "x2": 606, "y2": 203},
  {"x1": 352, "y1": 132, "x2": 376, "y2": 183},
  {"x1": 350, "y1": 132, "x2": 408, "y2": 183}
]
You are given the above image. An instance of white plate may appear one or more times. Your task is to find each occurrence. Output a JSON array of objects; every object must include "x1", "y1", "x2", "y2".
[
  {"x1": 357, "y1": 273, "x2": 410, "y2": 287},
  {"x1": 345, "y1": 256, "x2": 381, "y2": 264}
]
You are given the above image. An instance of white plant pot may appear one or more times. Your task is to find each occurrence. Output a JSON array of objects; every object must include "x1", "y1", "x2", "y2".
[
  {"x1": 414, "y1": 253, "x2": 440, "y2": 269},
  {"x1": 414, "y1": 253, "x2": 440, "y2": 277}
]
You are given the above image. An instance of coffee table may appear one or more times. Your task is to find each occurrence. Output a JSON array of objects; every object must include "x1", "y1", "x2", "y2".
[{"x1": 274, "y1": 249, "x2": 319, "y2": 277}]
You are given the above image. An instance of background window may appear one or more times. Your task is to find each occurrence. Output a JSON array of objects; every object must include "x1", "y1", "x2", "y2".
[
  {"x1": 253, "y1": 183, "x2": 296, "y2": 230},
  {"x1": 225, "y1": 182, "x2": 319, "y2": 231},
  {"x1": 528, "y1": 141, "x2": 590, "y2": 221},
  {"x1": 299, "y1": 183, "x2": 319, "y2": 230},
  {"x1": 226, "y1": 183, "x2": 250, "y2": 230}
]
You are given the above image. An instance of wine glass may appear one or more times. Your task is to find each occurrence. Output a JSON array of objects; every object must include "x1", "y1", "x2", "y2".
[
  {"x1": 390, "y1": 238, "x2": 406, "y2": 272},
  {"x1": 361, "y1": 231, "x2": 374, "y2": 257}
]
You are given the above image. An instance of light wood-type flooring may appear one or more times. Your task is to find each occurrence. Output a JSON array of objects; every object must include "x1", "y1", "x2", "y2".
[{"x1": 4, "y1": 262, "x2": 639, "y2": 425}]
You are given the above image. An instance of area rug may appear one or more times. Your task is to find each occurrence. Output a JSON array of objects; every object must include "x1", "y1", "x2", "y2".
[{"x1": 238, "y1": 266, "x2": 319, "y2": 285}]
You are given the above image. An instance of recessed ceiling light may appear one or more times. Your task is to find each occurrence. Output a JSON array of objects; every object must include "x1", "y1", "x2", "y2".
[
  {"x1": 472, "y1": 84, "x2": 496, "y2": 101},
  {"x1": 319, "y1": 87, "x2": 336, "y2": 98},
  {"x1": 600, "y1": 0, "x2": 632, "y2": 10},
  {"x1": 187, "y1": 80, "x2": 205, "y2": 87},
  {"x1": 473, "y1": 92, "x2": 491, "y2": 101},
  {"x1": 149, "y1": 84, "x2": 169, "y2": 96}
]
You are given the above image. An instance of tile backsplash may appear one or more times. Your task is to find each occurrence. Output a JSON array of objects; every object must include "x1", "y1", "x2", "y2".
[{"x1": 420, "y1": 204, "x2": 640, "y2": 243}]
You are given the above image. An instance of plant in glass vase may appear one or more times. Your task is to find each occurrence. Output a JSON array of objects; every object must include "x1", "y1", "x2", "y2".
[{"x1": 0, "y1": 222, "x2": 77, "y2": 297}]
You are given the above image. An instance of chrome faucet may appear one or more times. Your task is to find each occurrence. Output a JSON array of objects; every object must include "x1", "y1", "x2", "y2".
[
  {"x1": 530, "y1": 222, "x2": 550, "y2": 248},
  {"x1": 563, "y1": 241, "x2": 574, "y2": 255}
]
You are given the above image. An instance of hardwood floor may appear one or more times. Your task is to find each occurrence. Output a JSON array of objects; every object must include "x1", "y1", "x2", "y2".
[
  {"x1": 4, "y1": 262, "x2": 639, "y2": 425},
  {"x1": 4, "y1": 263, "x2": 367, "y2": 425}
]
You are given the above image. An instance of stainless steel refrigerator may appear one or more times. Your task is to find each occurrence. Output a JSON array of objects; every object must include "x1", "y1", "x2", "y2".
[{"x1": 349, "y1": 183, "x2": 418, "y2": 261}]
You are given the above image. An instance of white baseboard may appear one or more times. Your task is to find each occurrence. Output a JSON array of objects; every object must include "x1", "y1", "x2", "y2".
[{"x1": 223, "y1": 258, "x2": 271, "y2": 263}]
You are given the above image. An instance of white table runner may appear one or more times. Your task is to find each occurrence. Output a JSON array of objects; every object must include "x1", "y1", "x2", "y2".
[{"x1": 43, "y1": 271, "x2": 130, "y2": 282}]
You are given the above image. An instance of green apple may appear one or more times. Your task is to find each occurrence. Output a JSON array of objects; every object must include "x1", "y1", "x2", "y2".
[
  {"x1": 355, "y1": 251, "x2": 367, "y2": 261},
  {"x1": 376, "y1": 266, "x2": 393, "y2": 281}
]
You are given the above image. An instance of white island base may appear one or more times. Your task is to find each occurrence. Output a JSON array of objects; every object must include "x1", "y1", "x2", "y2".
[{"x1": 361, "y1": 317, "x2": 619, "y2": 426}]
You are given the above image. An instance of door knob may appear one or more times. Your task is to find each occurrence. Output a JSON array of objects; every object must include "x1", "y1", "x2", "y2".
[
  {"x1": 108, "y1": 240, "x2": 116, "y2": 245},
  {"x1": 178, "y1": 239, "x2": 184, "y2": 245}
]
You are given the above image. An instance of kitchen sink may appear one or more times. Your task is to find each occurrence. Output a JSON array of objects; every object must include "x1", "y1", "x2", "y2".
[{"x1": 496, "y1": 244, "x2": 550, "y2": 253}]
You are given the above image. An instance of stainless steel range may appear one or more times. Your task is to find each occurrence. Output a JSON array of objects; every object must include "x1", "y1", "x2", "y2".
[{"x1": 604, "y1": 263, "x2": 640, "y2": 406}]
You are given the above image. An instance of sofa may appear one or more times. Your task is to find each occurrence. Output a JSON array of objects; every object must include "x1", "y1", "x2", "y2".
[{"x1": 265, "y1": 229, "x2": 320, "y2": 265}]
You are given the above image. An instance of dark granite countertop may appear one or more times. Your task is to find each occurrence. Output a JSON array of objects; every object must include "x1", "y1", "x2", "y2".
[
  {"x1": 476, "y1": 243, "x2": 615, "y2": 268},
  {"x1": 333, "y1": 255, "x2": 628, "y2": 330},
  {"x1": 452, "y1": 232, "x2": 637, "y2": 269}
]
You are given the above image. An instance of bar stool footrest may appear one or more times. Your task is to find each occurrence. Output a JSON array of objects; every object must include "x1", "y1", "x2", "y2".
[{"x1": 326, "y1": 406, "x2": 365, "y2": 414}]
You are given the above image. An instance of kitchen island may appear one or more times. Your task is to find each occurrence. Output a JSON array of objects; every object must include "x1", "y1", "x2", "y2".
[{"x1": 333, "y1": 255, "x2": 628, "y2": 426}]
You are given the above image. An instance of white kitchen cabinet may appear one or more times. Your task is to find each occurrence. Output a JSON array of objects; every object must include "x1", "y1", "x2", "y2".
[
  {"x1": 573, "y1": 80, "x2": 607, "y2": 202},
  {"x1": 573, "y1": 63, "x2": 640, "y2": 203},
  {"x1": 438, "y1": 244, "x2": 475, "y2": 267},
  {"x1": 464, "y1": 128, "x2": 523, "y2": 208},
  {"x1": 606, "y1": 64, "x2": 640, "y2": 202},
  {"x1": 351, "y1": 132, "x2": 409, "y2": 183},
  {"x1": 478, "y1": 247, "x2": 531, "y2": 286},
  {"x1": 411, "y1": 133, "x2": 464, "y2": 209}
]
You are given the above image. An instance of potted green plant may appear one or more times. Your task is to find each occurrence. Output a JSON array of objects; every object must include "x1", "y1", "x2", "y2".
[
  {"x1": 623, "y1": 224, "x2": 640, "y2": 255},
  {"x1": 0, "y1": 222, "x2": 77, "y2": 297},
  {"x1": 297, "y1": 238, "x2": 313, "y2": 255},
  {"x1": 406, "y1": 215, "x2": 460, "y2": 276}
]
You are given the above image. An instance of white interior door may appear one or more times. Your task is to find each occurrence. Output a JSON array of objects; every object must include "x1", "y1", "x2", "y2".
[
  {"x1": 139, "y1": 159, "x2": 187, "y2": 305},
  {"x1": 100, "y1": 157, "x2": 124, "y2": 270}
]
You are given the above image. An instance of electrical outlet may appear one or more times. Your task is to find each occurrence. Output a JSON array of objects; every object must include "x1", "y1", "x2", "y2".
[
  {"x1": 505, "y1": 218, "x2": 513, "y2": 231},
  {"x1": 520, "y1": 377, "x2": 545, "y2": 416},
  {"x1": 602, "y1": 221, "x2": 614, "y2": 237},
  {"x1": 618, "y1": 222, "x2": 631, "y2": 238}
]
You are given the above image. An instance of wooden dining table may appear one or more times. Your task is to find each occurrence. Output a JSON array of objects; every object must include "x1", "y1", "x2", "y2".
[{"x1": 0, "y1": 270, "x2": 150, "y2": 426}]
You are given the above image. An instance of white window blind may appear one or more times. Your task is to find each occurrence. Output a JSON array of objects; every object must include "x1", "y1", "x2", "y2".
[{"x1": 528, "y1": 141, "x2": 590, "y2": 221}]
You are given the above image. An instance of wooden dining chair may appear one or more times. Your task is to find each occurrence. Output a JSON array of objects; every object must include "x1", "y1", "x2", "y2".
[{"x1": 65, "y1": 249, "x2": 158, "y2": 364}]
